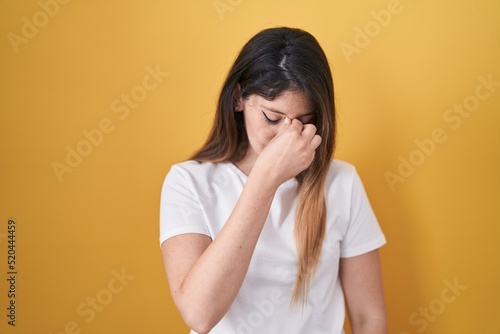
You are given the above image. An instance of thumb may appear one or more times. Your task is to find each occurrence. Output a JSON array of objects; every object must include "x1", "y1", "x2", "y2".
[
  {"x1": 282, "y1": 116, "x2": 290, "y2": 129},
  {"x1": 272, "y1": 117, "x2": 290, "y2": 139}
]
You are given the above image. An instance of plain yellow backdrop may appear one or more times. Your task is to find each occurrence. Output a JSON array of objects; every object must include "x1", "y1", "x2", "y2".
[{"x1": 1, "y1": 0, "x2": 499, "y2": 333}]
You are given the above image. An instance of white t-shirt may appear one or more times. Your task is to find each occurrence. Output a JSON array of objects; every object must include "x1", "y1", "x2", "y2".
[{"x1": 159, "y1": 159, "x2": 386, "y2": 334}]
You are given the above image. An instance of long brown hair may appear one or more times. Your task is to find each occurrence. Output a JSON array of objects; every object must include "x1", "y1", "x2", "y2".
[{"x1": 191, "y1": 27, "x2": 336, "y2": 304}]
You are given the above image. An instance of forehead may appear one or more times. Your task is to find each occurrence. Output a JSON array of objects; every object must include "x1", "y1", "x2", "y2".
[{"x1": 248, "y1": 90, "x2": 313, "y2": 117}]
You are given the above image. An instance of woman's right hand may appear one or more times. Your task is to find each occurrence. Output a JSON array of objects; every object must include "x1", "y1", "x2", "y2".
[{"x1": 253, "y1": 117, "x2": 322, "y2": 189}]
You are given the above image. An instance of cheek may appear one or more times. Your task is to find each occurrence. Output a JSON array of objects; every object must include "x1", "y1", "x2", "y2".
[
  {"x1": 243, "y1": 113, "x2": 280, "y2": 149},
  {"x1": 258, "y1": 127, "x2": 278, "y2": 145},
  {"x1": 247, "y1": 124, "x2": 278, "y2": 149}
]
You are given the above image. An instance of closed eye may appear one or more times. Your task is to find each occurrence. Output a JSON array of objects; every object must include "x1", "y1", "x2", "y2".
[
  {"x1": 298, "y1": 114, "x2": 315, "y2": 124},
  {"x1": 261, "y1": 111, "x2": 280, "y2": 125}
]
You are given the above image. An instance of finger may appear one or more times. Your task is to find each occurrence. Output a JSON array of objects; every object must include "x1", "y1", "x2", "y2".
[
  {"x1": 310, "y1": 134, "x2": 322, "y2": 149},
  {"x1": 288, "y1": 118, "x2": 303, "y2": 132},
  {"x1": 300, "y1": 123, "x2": 318, "y2": 139},
  {"x1": 275, "y1": 117, "x2": 290, "y2": 134},
  {"x1": 283, "y1": 116, "x2": 290, "y2": 127}
]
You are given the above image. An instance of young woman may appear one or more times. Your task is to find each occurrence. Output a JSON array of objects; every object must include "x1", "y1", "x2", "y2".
[{"x1": 160, "y1": 27, "x2": 387, "y2": 334}]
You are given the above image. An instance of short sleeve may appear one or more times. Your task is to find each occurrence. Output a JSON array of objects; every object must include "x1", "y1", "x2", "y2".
[
  {"x1": 159, "y1": 165, "x2": 211, "y2": 246},
  {"x1": 339, "y1": 168, "x2": 386, "y2": 258}
]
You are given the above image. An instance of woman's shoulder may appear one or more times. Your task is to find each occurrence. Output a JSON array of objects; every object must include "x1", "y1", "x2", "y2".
[
  {"x1": 325, "y1": 159, "x2": 361, "y2": 189},
  {"x1": 166, "y1": 160, "x2": 231, "y2": 181},
  {"x1": 328, "y1": 159, "x2": 357, "y2": 176},
  {"x1": 170, "y1": 159, "x2": 220, "y2": 170},
  {"x1": 161, "y1": 161, "x2": 227, "y2": 193}
]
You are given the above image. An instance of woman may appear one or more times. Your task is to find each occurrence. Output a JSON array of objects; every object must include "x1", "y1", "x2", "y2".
[{"x1": 160, "y1": 27, "x2": 387, "y2": 334}]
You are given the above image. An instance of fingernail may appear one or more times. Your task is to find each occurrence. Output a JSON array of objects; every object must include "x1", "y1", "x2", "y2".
[{"x1": 284, "y1": 117, "x2": 290, "y2": 125}]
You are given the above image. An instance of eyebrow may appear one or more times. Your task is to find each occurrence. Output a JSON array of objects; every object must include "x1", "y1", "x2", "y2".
[{"x1": 262, "y1": 107, "x2": 315, "y2": 117}]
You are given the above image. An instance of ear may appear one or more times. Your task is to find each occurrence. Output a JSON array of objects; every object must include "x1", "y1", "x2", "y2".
[{"x1": 233, "y1": 83, "x2": 244, "y2": 112}]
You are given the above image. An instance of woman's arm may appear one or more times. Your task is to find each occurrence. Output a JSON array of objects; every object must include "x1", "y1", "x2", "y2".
[
  {"x1": 340, "y1": 249, "x2": 387, "y2": 334},
  {"x1": 162, "y1": 171, "x2": 276, "y2": 334},
  {"x1": 161, "y1": 119, "x2": 321, "y2": 334}
]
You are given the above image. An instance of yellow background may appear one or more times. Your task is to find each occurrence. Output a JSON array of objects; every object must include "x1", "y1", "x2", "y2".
[{"x1": 1, "y1": 0, "x2": 499, "y2": 333}]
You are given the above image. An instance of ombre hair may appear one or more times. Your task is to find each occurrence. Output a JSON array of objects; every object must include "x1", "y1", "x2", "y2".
[{"x1": 191, "y1": 27, "x2": 336, "y2": 304}]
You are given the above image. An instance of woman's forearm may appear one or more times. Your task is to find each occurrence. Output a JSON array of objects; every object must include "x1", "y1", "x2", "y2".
[
  {"x1": 174, "y1": 169, "x2": 278, "y2": 333},
  {"x1": 351, "y1": 319, "x2": 387, "y2": 334}
]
